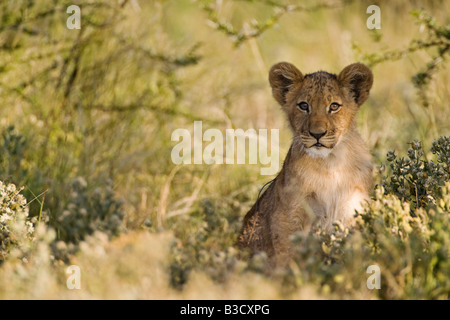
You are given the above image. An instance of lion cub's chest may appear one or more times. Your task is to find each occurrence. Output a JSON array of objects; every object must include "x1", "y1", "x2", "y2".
[{"x1": 287, "y1": 165, "x2": 367, "y2": 231}]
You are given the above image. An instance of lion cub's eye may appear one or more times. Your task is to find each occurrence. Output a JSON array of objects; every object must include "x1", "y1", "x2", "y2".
[
  {"x1": 329, "y1": 102, "x2": 341, "y2": 113},
  {"x1": 297, "y1": 102, "x2": 309, "y2": 112}
]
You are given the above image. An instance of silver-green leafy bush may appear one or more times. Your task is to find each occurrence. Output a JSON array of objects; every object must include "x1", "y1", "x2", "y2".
[
  {"x1": 169, "y1": 191, "x2": 255, "y2": 288},
  {"x1": 57, "y1": 177, "x2": 126, "y2": 245},
  {"x1": 0, "y1": 181, "x2": 35, "y2": 261},
  {"x1": 382, "y1": 137, "x2": 449, "y2": 209}
]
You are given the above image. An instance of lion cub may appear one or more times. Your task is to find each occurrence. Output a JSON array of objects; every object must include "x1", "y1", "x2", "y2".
[{"x1": 239, "y1": 62, "x2": 374, "y2": 268}]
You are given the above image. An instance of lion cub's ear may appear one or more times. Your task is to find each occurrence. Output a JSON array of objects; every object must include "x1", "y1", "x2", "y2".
[
  {"x1": 338, "y1": 63, "x2": 373, "y2": 106},
  {"x1": 269, "y1": 62, "x2": 303, "y2": 106}
]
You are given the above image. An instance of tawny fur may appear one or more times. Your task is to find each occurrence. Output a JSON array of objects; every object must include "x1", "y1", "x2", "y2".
[{"x1": 238, "y1": 62, "x2": 374, "y2": 269}]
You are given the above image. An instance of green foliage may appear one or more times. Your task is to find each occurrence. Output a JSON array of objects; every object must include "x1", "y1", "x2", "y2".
[
  {"x1": 357, "y1": 185, "x2": 449, "y2": 299},
  {"x1": 0, "y1": 0, "x2": 199, "y2": 245},
  {"x1": 358, "y1": 10, "x2": 450, "y2": 108},
  {"x1": 0, "y1": 181, "x2": 35, "y2": 262},
  {"x1": 382, "y1": 137, "x2": 449, "y2": 209},
  {"x1": 200, "y1": 0, "x2": 340, "y2": 47},
  {"x1": 169, "y1": 194, "x2": 252, "y2": 288},
  {"x1": 57, "y1": 177, "x2": 126, "y2": 245},
  {"x1": 0, "y1": 126, "x2": 27, "y2": 181}
]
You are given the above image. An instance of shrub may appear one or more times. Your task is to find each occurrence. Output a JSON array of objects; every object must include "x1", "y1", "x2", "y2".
[
  {"x1": 0, "y1": 181, "x2": 35, "y2": 262},
  {"x1": 0, "y1": 126, "x2": 27, "y2": 181},
  {"x1": 382, "y1": 137, "x2": 450, "y2": 209},
  {"x1": 57, "y1": 177, "x2": 126, "y2": 245},
  {"x1": 169, "y1": 191, "x2": 254, "y2": 288},
  {"x1": 356, "y1": 184, "x2": 449, "y2": 299}
]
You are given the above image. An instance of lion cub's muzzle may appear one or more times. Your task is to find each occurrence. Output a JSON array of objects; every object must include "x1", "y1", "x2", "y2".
[
  {"x1": 302, "y1": 130, "x2": 336, "y2": 149},
  {"x1": 309, "y1": 130, "x2": 327, "y2": 147}
]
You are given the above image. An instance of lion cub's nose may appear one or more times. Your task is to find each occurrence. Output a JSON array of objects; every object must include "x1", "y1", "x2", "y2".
[{"x1": 309, "y1": 130, "x2": 327, "y2": 140}]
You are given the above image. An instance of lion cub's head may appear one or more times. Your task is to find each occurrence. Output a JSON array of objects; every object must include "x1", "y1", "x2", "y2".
[{"x1": 269, "y1": 62, "x2": 373, "y2": 158}]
